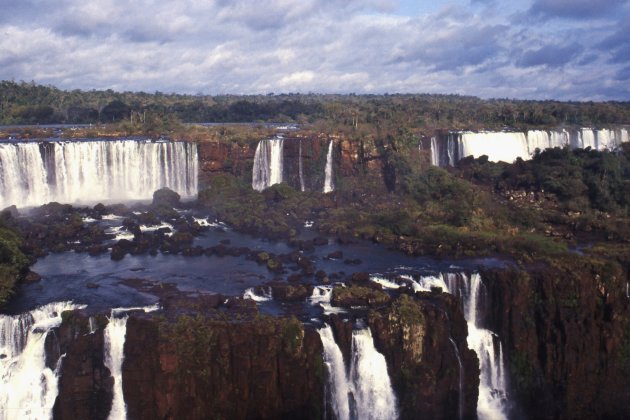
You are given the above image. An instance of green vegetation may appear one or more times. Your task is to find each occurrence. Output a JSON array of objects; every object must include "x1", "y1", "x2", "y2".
[
  {"x1": 0, "y1": 224, "x2": 30, "y2": 307},
  {"x1": 331, "y1": 285, "x2": 391, "y2": 307},
  {"x1": 389, "y1": 294, "x2": 425, "y2": 325},
  {"x1": 2, "y1": 80, "x2": 630, "y2": 130},
  {"x1": 158, "y1": 314, "x2": 217, "y2": 379}
]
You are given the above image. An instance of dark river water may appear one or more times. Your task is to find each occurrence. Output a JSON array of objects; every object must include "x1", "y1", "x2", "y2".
[{"x1": 2, "y1": 216, "x2": 507, "y2": 315}]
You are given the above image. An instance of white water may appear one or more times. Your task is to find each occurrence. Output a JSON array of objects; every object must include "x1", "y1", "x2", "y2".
[
  {"x1": 104, "y1": 305, "x2": 160, "y2": 420},
  {"x1": 0, "y1": 140, "x2": 198, "y2": 208},
  {"x1": 243, "y1": 286, "x2": 272, "y2": 302},
  {"x1": 370, "y1": 275, "x2": 401, "y2": 290},
  {"x1": 444, "y1": 273, "x2": 509, "y2": 420},
  {"x1": 252, "y1": 138, "x2": 284, "y2": 191},
  {"x1": 323, "y1": 140, "x2": 335, "y2": 193},
  {"x1": 432, "y1": 128, "x2": 629, "y2": 166},
  {"x1": 430, "y1": 137, "x2": 440, "y2": 166},
  {"x1": 319, "y1": 324, "x2": 351, "y2": 420},
  {"x1": 0, "y1": 301, "x2": 85, "y2": 420},
  {"x1": 104, "y1": 316, "x2": 129, "y2": 420},
  {"x1": 309, "y1": 285, "x2": 346, "y2": 315},
  {"x1": 318, "y1": 324, "x2": 398, "y2": 420},
  {"x1": 459, "y1": 132, "x2": 530, "y2": 164}
]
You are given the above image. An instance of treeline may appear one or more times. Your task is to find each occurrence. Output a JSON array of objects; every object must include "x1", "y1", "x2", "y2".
[{"x1": 2, "y1": 80, "x2": 630, "y2": 129}]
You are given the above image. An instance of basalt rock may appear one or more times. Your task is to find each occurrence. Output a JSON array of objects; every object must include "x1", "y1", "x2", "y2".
[
  {"x1": 122, "y1": 314, "x2": 325, "y2": 420},
  {"x1": 480, "y1": 260, "x2": 630, "y2": 419},
  {"x1": 52, "y1": 311, "x2": 113, "y2": 420},
  {"x1": 368, "y1": 293, "x2": 480, "y2": 419}
]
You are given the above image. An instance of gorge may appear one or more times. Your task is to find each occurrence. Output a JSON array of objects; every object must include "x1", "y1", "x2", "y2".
[{"x1": 0, "y1": 123, "x2": 629, "y2": 420}]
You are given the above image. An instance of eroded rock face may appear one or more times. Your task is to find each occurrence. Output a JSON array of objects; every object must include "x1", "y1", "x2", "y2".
[
  {"x1": 52, "y1": 312, "x2": 113, "y2": 420},
  {"x1": 326, "y1": 293, "x2": 479, "y2": 420},
  {"x1": 48, "y1": 291, "x2": 481, "y2": 419},
  {"x1": 122, "y1": 315, "x2": 325, "y2": 420},
  {"x1": 480, "y1": 261, "x2": 630, "y2": 419}
]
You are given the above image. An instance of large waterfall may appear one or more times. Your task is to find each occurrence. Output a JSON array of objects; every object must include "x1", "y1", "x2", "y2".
[
  {"x1": 444, "y1": 273, "x2": 509, "y2": 420},
  {"x1": 252, "y1": 138, "x2": 284, "y2": 191},
  {"x1": 0, "y1": 140, "x2": 198, "y2": 208},
  {"x1": 318, "y1": 324, "x2": 398, "y2": 420},
  {"x1": 323, "y1": 140, "x2": 335, "y2": 193},
  {"x1": 0, "y1": 301, "x2": 85, "y2": 420},
  {"x1": 431, "y1": 127, "x2": 630, "y2": 166}
]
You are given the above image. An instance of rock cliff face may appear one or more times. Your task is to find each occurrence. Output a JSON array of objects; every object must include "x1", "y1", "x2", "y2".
[
  {"x1": 122, "y1": 314, "x2": 325, "y2": 420},
  {"x1": 480, "y1": 261, "x2": 630, "y2": 419},
  {"x1": 327, "y1": 292, "x2": 480, "y2": 420},
  {"x1": 52, "y1": 312, "x2": 113, "y2": 420},
  {"x1": 196, "y1": 134, "x2": 388, "y2": 190},
  {"x1": 48, "y1": 291, "x2": 481, "y2": 419}
]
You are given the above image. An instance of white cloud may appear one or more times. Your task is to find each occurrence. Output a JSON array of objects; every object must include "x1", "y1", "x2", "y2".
[{"x1": 0, "y1": 0, "x2": 628, "y2": 99}]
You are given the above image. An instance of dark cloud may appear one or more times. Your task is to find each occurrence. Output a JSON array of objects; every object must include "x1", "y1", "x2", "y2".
[
  {"x1": 391, "y1": 24, "x2": 508, "y2": 71},
  {"x1": 614, "y1": 65, "x2": 630, "y2": 80},
  {"x1": 527, "y1": 0, "x2": 627, "y2": 20},
  {"x1": 516, "y1": 42, "x2": 584, "y2": 68},
  {"x1": 597, "y1": 22, "x2": 630, "y2": 64}
]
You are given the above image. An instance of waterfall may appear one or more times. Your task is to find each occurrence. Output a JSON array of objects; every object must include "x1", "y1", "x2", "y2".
[
  {"x1": 323, "y1": 140, "x2": 334, "y2": 193},
  {"x1": 104, "y1": 305, "x2": 159, "y2": 420},
  {"x1": 299, "y1": 139, "x2": 305, "y2": 192},
  {"x1": 0, "y1": 301, "x2": 85, "y2": 420},
  {"x1": 459, "y1": 132, "x2": 530, "y2": 163},
  {"x1": 430, "y1": 137, "x2": 440, "y2": 166},
  {"x1": 430, "y1": 128, "x2": 629, "y2": 166},
  {"x1": 549, "y1": 130, "x2": 570, "y2": 148},
  {"x1": 0, "y1": 140, "x2": 198, "y2": 208},
  {"x1": 318, "y1": 324, "x2": 398, "y2": 420},
  {"x1": 319, "y1": 324, "x2": 351, "y2": 420},
  {"x1": 252, "y1": 138, "x2": 284, "y2": 191},
  {"x1": 104, "y1": 315, "x2": 129, "y2": 420},
  {"x1": 526, "y1": 130, "x2": 550, "y2": 155},
  {"x1": 444, "y1": 273, "x2": 509, "y2": 420}
]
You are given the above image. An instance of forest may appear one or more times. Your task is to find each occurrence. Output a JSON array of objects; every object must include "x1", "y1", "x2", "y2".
[{"x1": 2, "y1": 80, "x2": 630, "y2": 130}]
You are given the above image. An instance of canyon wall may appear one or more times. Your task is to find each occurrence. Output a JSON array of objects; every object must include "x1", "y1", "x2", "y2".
[{"x1": 480, "y1": 261, "x2": 630, "y2": 419}]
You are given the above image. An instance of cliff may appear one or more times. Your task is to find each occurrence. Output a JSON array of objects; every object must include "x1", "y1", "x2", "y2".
[
  {"x1": 327, "y1": 292, "x2": 480, "y2": 420},
  {"x1": 480, "y1": 260, "x2": 630, "y2": 419}
]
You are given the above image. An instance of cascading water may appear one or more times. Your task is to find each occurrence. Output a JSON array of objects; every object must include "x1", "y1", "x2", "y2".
[
  {"x1": 318, "y1": 324, "x2": 398, "y2": 420},
  {"x1": 444, "y1": 273, "x2": 509, "y2": 420},
  {"x1": 103, "y1": 305, "x2": 160, "y2": 420},
  {"x1": 431, "y1": 128, "x2": 629, "y2": 166},
  {"x1": 459, "y1": 132, "x2": 530, "y2": 164},
  {"x1": 323, "y1": 140, "x2": 334, "y2": 194},
  {"x1": 299, "y1": 139, "x2": 305, "y2": 192},
  {"x1": 104, "y1": 316, "x2": 129, "y2": 420},
  {"x1": 430, "y1": 137, "x2": 440, "y2": 166},
  {"x1": 0, "y1": 301, "x2": 85, "y2": 420},
  {"x1": 0, "y1": 140, "x2": 198, "y2": 208},
  {"x1": 526, "y1": 130, "x2": 551, "y2": 155},
  {"x1": 319, "y1": 324, "x2": 351, "y2": 420},
  {"x1": 252, "y1": 138, "x2": 284, "y2": 191}
]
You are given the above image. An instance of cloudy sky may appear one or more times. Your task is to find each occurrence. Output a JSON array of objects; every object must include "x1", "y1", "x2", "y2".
[{"x1": 1, "y1": 0, "x2": 629, "y2": 100}]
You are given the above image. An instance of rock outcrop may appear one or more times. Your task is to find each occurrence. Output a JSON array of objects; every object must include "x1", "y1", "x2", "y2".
[
  {"x1": 52, "y1": 311, "x2": 113, "y2": 420},
  {"x1": 480, "y1": 260, "x2": 630, "y2": 419},
  {"x1": 122, "y1": 314, "x2": 324, "y2": 420},
  {"x1": 327, "y1": 292, "x2": 480, "y2": 420}
]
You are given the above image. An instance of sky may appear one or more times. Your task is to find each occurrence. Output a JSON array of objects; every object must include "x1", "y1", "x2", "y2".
[{"x1": 1, "y1": 0, "x2": 630, "y2": 100}]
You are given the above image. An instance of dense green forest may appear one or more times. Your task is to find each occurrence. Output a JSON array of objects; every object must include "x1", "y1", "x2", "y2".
[{"x1": 2, "y1": 80, "x2": 630, "y2": 130}]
